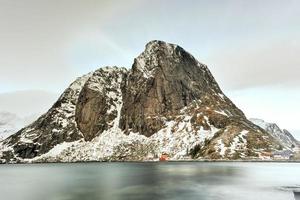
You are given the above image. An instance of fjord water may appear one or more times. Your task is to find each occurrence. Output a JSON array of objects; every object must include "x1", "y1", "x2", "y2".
[{"x1": 0, "y1": 162, "x2": 299, "y2": 200}]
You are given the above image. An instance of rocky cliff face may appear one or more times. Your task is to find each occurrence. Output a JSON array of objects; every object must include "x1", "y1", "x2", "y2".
[
  {"x1": 76, "y1": 67, "x2": 127, "y2": 141},
  {"x1": 119, "y1": 41, "x2": 244, "y2": 137},
  {"x1": 0, "y1": 40, "x2": 283, "y2": 163}
]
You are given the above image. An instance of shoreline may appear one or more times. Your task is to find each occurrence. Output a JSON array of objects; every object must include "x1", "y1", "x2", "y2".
[{"x1": 1, "y1": 159, "x2": 300, "y2": 165}]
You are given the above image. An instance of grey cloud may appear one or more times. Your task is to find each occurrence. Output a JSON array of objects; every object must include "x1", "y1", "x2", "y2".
[
  {"x1": 0, "y1": 0, "x2": 138, "y2": 91},
  {"x1": 0, "y1": 0, "x2": 300, "y2": 133}
]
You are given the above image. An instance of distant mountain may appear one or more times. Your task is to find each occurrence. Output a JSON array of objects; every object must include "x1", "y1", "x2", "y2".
[
  {"x1": 0, "y1": 112, "x2": 37, "y2": 141},
  {"x1": 0, "y1": 112, "x2": 21, "y2": 141},
  {"x1": 0, "y1": 40, "x2": 282, "y2": 163},
  {"x1": 250, "y1": 118, "x2": 299, "y2": 150}
]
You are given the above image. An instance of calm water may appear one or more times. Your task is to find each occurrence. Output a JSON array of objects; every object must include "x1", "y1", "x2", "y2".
[{"x1": 0, "y1": 162, "x2": 299, "y2": 200}]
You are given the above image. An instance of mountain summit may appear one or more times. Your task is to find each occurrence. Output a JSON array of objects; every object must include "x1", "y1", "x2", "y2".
[{"x1": 0, "y1": 41, "x2": 285, "y2": 163}]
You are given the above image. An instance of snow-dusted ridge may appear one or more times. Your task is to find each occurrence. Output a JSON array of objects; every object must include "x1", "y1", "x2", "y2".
[
  {"x1": 1, "y1": 40, "x2": 298, "y2": 163},
  {"x1": 250, "y1": 118, "x2": 299, "y2": 150}
]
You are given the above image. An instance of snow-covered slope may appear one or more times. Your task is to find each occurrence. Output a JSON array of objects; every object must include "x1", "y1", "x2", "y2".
[
  {"x1": 0, "y1": 40, "x2": 282, "y2": 163},
  {"x1": 250, "y1": 118, "x2": 299, "y2": 150},
  {"x1": 0, "y1": 73, "x2": 91, "y2": 161}
]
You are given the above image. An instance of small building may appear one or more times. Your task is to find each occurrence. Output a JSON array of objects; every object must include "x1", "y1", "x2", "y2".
[
  {"x1": 159, "y1": 153, "x2": 169, "y2": 161},
  {"x1": 273, "y1": 150, "x2": 293, "y2": 160},
  {"x1": 260, "y1": 152, "x2": 273, "y2": 160}
]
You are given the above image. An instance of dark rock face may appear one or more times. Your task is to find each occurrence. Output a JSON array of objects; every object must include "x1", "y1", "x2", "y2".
[
  {"x1": 120, "y1": 40, "x2": 243, "y2": 137},
  {"x1": 75, "y1": 41, "x2": 243, "y2": 139},
  {"x1": 76, "y1": 67, "x2": 127, "y2": 141},
  {"x1": 76, "y1": 86, "x2": 108, "y2": 141}
]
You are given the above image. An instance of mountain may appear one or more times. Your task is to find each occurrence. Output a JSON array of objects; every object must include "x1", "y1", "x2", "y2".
[
  {"x1": 0, "y1": 40, "x2": 282, "y2": 163},
  {"x1": 0, "y1": 112, "x2": 37, "y2": 142},
  {"x1": 250, "y1": 118, "x2": 299, "y2": 150}
]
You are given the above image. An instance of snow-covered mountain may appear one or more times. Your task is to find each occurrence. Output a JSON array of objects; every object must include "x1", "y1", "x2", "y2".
[
  {"x1": 0, "y1": 112, "x2": 38, "y2": 141},
  {"x1": 0, "y1": 40, "x2": 283, "y2": 163},
  {"x1": 249, "y1": 118, "x2": 299, "y2": 150}
]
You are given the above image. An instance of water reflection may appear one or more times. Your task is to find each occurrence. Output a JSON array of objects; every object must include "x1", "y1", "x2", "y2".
[
  {"x1": 280, "y1": 186, "x2": 300, "y2": 200},
  {"x1": 0, "y1": 162, "x2": 299, "y2": 200},
  {"x1": 294, "y1": 192, "x2": 300, "y2": 200}
]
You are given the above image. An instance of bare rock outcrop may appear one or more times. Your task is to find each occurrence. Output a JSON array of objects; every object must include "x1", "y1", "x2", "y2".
[
  {"x1": 76, "y1": 67, "x2": 127, "y2": 141},
  {"x1": 120, "y1": 40, "x2": 245, "y2": 137}
]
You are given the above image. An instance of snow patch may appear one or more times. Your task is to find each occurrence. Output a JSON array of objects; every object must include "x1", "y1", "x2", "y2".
[
  {"x1": 214, "y1": 110, "x2": 229, "y2": 117},
  {"x1": 229, "y1": 130, "x2": 248, "y2": 155},
  {"x1": 217, "y1": 139, "x2": 226, "y2": 156}
]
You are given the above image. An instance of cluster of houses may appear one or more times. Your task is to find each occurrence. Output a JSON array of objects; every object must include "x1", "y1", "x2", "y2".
[
  {"x1": 145, "y1": 152, "x2": 170, "y2": 161},
  {"x1": 261, "y1": 150, "x2": 295, "y2": 160},
  {"x1": 152, "y1": 150, "x2": 299, "y2": 161}
]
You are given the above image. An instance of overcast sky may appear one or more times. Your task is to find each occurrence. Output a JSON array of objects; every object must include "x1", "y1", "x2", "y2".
[{"x1": 0, "y1": 0, "x2": 300, "y2": 138}]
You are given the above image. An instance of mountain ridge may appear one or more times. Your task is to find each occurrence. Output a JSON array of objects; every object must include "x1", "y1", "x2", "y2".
[
  {"x1": 250, "y1": 118, "x2": 299, "y2": 150},
  {"x1": 0, "y1": 40, "x2": 291, "y2": 163}
]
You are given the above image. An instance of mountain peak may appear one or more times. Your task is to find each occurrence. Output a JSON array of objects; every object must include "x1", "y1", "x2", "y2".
[
  {"x1": 133, "y1": 40, "x2": 178, "y2": 78},
  {"x1": 0, "y1": 41, "x2": 287, "y2": 163},
  {"x1": 120, "y1": 41, "x2": 244, "y2": 137},
  {"x1": 144, "y1": 40, "x2": 178, "y2": 52},
  {"x1": 134, "y1": 40, "x2": 205, "y2": 80}
]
